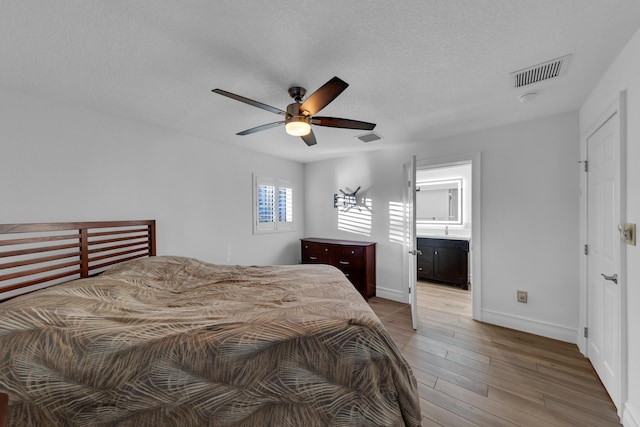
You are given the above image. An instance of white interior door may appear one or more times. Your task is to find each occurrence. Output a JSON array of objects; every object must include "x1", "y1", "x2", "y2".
[
  {"x1": 403, "y1": 156, "x2": 418, "y2": 330},
  {"x1": 587, "y1": 112, "x2": 621, "y2": 408}
]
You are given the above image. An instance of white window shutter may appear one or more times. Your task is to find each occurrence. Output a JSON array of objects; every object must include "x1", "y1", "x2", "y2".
[{"x1": 253, "y1": 175, "x2": 294, "y2": 234}]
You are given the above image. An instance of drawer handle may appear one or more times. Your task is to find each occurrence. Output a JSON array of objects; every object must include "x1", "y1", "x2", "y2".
[
  {"x1": 351, "y1": 250, "x2": 355, "y2": 254},
  {"x1": 418, "y1": 267, "x2": 423, "y2": 271},
  {"x1": 339, "y1": 261, "x2": 350, "y2": 265},
  {"x1": 309, "y1": 256, "x2": 318, "y2": 260},
  {"x1": 304, "y1": 245, "x2": 308, "y2": 249},
  {"x1": 324, "y1": 248, "x2": 328, "y2": 252}
]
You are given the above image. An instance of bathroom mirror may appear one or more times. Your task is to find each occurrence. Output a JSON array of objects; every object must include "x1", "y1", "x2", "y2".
[{"x1": 416, "y1": 179, "x2": 462, "y2": 224}]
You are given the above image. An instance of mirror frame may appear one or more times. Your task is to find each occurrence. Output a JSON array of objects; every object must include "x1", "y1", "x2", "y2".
[{"x1": 415, "y1": 178, "x2": 463, "y2": 225}]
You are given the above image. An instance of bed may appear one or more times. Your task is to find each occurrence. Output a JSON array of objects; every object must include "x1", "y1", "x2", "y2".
[{"x1": 0, "y1": 221, "x2": 421, "y2": 426}]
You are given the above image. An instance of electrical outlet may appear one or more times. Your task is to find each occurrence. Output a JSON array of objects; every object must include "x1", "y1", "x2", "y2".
[{"x1": 517, "y1": 290, "x2": 528, "y2": 303}]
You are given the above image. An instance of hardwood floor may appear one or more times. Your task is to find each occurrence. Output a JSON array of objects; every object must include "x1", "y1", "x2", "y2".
[{"x1": 368, "y1": 281, "x2": 620, "y2": 427}]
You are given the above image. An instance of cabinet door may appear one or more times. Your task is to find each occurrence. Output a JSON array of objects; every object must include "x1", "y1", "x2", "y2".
[
  {"x1": 433, "y1": 247, "x2": 467, "y2": 285},
  {"x1": 416, "y1": 243, "x2": 434, "y2": 280}
]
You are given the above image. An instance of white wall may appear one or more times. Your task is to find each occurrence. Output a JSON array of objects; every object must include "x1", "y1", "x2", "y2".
[
  {"x1": 580, "y1": 27, "x2": 640, "y2": 427},
  {"x1": 305, "y1": 111, "x2": 580, "y2": 342},
  {"x1": 0, "y1": 87, "x2": 304, "y2": 266}
]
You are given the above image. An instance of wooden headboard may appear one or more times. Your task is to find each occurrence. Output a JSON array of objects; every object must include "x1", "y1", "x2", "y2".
[{"x1": 0, "y1": 220, "x2": 156, "y2": 300}]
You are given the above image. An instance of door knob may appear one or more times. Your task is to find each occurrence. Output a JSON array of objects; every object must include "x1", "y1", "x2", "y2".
[
  {"x1": 408, "y1": 249, "x2": 422, "y2": 256},
  {"x1": 601, "y1": 273, "x2": 618, "y2": 284}
]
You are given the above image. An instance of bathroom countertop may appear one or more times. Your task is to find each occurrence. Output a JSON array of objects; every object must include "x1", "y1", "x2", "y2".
[{"x1": 417, "y1": 234, "x2": 471, "y2": 241}]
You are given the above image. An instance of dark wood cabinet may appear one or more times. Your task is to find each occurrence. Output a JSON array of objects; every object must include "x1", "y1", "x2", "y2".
[
  {"x1": 301, "y1": 238, "x2": 376, "y2": 299},
  {"x1": 417, "y1": 238, "x2": 469, "y2": 289},
  {"x1": 0, "y1": 392, "x2": 7, "y2": 427}
]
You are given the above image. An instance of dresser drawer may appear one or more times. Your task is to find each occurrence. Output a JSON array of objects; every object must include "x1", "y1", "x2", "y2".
[
  {"x1": 302, "y1": 253, "x2": 329, "y2": 264},
  {"x1": 340, "y1": 246, "x2": 364, "y2": 258},
  {"x1": 302, "y1": 242, "x2": 331, "y2": 255},
  {"x1": 330, "y1": 256, "x2": 364, "y2": 270},
  {"x1": 303, "y1": 242, "x2": 364, "y2": 258}
]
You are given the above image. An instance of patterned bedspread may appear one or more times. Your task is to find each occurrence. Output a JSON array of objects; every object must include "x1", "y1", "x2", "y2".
[{"x1": 0, "y1": 256, "x2": 421, "y2": 426}]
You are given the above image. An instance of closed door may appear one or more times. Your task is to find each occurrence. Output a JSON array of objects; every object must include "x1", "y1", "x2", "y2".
[{"x1": 587, "y1": 111, "x2": 621, "y2": 409}]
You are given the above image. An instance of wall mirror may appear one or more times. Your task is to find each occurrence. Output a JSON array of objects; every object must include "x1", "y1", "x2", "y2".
[{"x1": 416, "y1": 179, "x2": 462, "y2": 224}]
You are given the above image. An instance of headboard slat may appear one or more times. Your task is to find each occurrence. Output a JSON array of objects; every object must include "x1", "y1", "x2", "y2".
[
  {"x1": 87, "y1": 241, "x2": 149, "y2": 255},
  {"x1": 88, "y1": 228, "x2": 149, "y2": 238},
  {"x1": 0, "y1": 251, "x2": 81, "y2": 270},
  {"x1": 0, "y1": 243, "x2": 80, "y2": 258},
  {"x1": 90, "y1": 234, "x2": 148, "y2": 246},
  {"x1": 89, "y1": 247, "x2": 149, "y2": 263},
  {"x1": 2, "y1": 270, "x2": 81, "y2": 294},
  {"x1": 0, "y1": 233, "x2": 80, "y2": 246},
  {"x1": 0, "y1": 220, "x2": 156, "y2": 234},
  {"x1": 0, "y1": 260, "x2": 81, "y2": 282},
  {"x1": 90, "y1": 253, "x2": 149, "y2": 271}
]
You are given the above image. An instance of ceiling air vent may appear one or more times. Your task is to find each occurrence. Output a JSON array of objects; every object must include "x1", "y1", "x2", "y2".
[
  {"x1": 357, "y1": 132, "x2": 382, "y2": 143},
  {"x1": 510, "y1": 54, "x2": 571, "y2": 88}
]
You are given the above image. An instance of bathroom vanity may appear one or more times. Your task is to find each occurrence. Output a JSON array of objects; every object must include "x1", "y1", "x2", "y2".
[{"x1": 417, "y1": 237, "x2": 469, "y2": 289}]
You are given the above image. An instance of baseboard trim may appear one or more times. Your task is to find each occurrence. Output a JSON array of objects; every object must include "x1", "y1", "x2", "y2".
[
  {"x1": 481, "y1": 309, "x2": 577, "y2": 344},
  {"x1": 375, "y1": 286, "x2": 404, "y2": 303},
  {"x1": 623, "y1": 402, "x2": 640, "y2": 427}
]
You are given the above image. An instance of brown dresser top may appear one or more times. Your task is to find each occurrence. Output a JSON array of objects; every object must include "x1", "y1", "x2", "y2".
[{"x1": 301, "y1": 237, "x2": 376, "y2": 247}]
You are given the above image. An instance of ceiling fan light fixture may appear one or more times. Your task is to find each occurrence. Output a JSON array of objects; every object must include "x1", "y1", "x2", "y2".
[
  {"x1": 285, "y1": 117, "x2": 311, "y2": 136},
  {"x1": 212, "y1": 77, "x2": 376, "y2": 145}
]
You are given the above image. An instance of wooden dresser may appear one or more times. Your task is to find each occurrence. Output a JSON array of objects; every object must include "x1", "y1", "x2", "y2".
[{"x1": 301, "y1": 238, "x2": 376, "y2": 299}]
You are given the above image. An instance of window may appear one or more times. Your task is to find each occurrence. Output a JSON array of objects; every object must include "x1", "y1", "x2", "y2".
[{"x1": 254, "y1": 175, "x2": 294, "y2": 233}]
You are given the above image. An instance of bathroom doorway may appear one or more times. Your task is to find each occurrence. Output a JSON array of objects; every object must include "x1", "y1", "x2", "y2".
[{"x1": 414, "y1": 155, "x2": 481, "y2": 321}]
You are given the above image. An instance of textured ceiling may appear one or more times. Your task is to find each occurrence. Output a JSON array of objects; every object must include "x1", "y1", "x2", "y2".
[{"x1": 1, "y1": 1, "x2": 639, "y2": 163}]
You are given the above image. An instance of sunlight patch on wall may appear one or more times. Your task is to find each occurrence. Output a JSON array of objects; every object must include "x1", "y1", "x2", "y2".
[
  {"x1": 388, "y1": 201, "x2": 405, "y2": 244},
  {"x1": 338, "y1": 199, "x2": 372, "y2": 236}
]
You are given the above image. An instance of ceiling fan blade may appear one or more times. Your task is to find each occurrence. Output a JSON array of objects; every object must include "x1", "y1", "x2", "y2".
[
  {"x1": 299, "y1": 77, "x2": 348, "y2": 116},
  {"x1": 301, "y1": 130, "x2": 317, "y2": 146},
  {"x1": 212, "y1": 89, "x2": 287, "y2": 116},
  {"x1": 237, "y1": 121, "x2": 284, "y2": 135},
  {"x1": 311, "y1": 116, "x2": 376, "y2": 130}
]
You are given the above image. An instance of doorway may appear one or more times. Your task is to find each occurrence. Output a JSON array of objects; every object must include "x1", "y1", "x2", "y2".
[
  {"x1": 405, "y1": 153, "x2": 482, "y2": 324},
  {"x1": 416, "y1": 162, "x2": 473, "y2": 315}
]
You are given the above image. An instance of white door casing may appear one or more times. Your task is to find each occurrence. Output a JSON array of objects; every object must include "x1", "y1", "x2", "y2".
[{"x1": 585, "y1": 100, "x2": 624, "y2": 412}]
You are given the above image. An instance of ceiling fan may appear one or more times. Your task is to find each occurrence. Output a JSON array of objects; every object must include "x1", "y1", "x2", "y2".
[{"x1": 212, "y1": 76, "x2": 376, "y2": 146}]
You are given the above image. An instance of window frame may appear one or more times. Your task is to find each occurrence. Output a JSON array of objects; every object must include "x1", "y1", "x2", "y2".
[{"x1": 253, "y1": 174, "x2": 295, "y2": 234}]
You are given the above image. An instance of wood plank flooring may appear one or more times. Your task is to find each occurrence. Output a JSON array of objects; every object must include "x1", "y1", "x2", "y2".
[{"x1": 368, "y1": 281, "x2": 620, "y2": 427}]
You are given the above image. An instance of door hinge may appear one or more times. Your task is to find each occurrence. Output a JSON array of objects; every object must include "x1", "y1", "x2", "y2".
[
  {"x1": 578, "y1": 160, "x2": 588, "y2": 172},
  {"x1": 584, "y1": 244, "x2": 589, "y2": 255},
  {"x1": 584, "y1": 327, "x2": 588, "y2": 338},
  {"x1": 408, "y1": 286, "x2": 412, "y2": 294}
]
